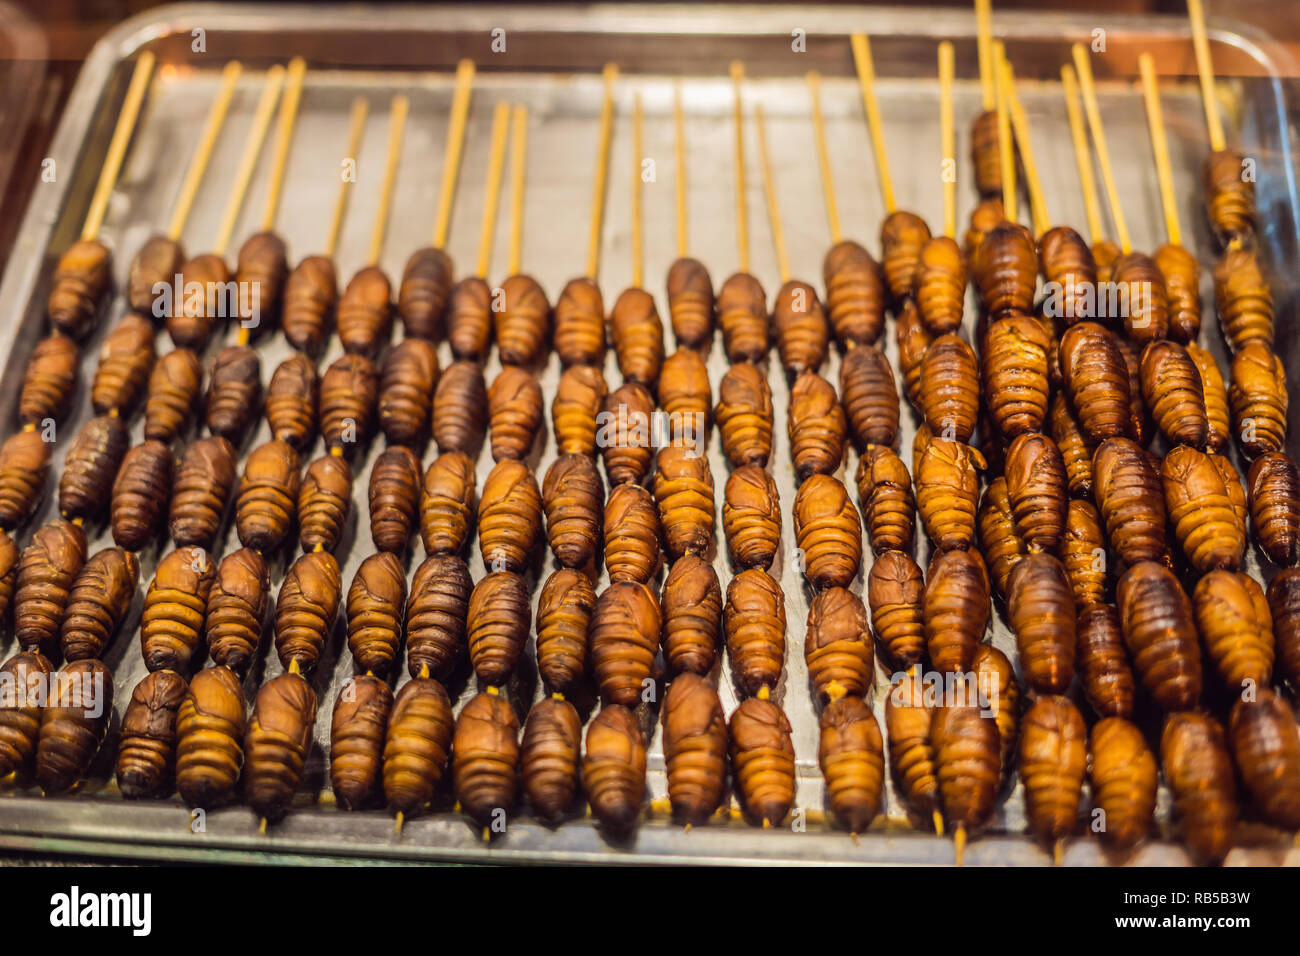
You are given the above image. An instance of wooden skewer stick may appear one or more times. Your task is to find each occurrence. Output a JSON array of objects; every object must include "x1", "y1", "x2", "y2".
[
  {"x1": 324, "y1": 97, "x2": 370, "y2": 260},
  {"x1": 974, "y1": 0, "x2": 995, "y2": 112},
  {"x1": 1071, "y1": 43, "x2": 1131, "y2": 254},
  {"x1": 731, "y1": 61, "x2": 750, "y2": 273},
  {"x1": 261, "y1": 56, "x2": 307, "y2": 232},
  {"x1": 366, "y1": 94, "x2": 410, "y2": 267},
  {"x1": 1061, "y1": 64, "x2": 1105, "y2": 246},
  {"x1": 167, "y1": 61, "x2": 242, "y2": 240},
  {"x1": 82, "y1": 51, "x2": 157, "y2": 242},
  {"x1": 993, "y1": 41, "x2": 1016, "y2": 223},
  {"x1": 476, "y1": 102, "x2": 511, "y2": 279},
  {"x1": 673, "y1": 82, "x2": 689, "y2": 259},
  {"x1": 1003, "y1": 56, "x2": 1049, "y2": 236},
  {"x1": 807, "y1": 71, "x2": 842, "y2": 246},
  {"x1": 1187, "y1": 0, "x2": 1227, "y2": 153},
  {"x1": 850, "y1": 33, "x2": 896, "y2": 214},
  {"x1": 433, "y1": 59, "x2": 477, "y2": 250},
  {"x1": 631, "y1": 92, "x2": 645, "y2": 289},
  {"x1": 507, "y1": 104, "x2": 528, "y2": 278},
  {"x1": 1139, "y1": 52, "x2": 1183, "y2": 247},
  {"x1": 213, "y1": 64, "x2": 286, "y2": 256},
  {"x1": 938, "y1": 42, "x2": 956, "y2": 240},
  {"x1": 586, "y1": 63, "x2": 619, "y2": 281},
  {"x1": 754, "y1": 105, "x2": 790, "y2": 285}
]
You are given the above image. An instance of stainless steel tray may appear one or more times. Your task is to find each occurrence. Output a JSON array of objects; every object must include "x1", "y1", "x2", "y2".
[{"x1": 1, "y1": 2, "x2": 1298, "y2": 866}]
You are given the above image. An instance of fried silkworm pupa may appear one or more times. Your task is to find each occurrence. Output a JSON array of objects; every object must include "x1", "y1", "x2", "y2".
[
  {"x1": 913, "y1": 236, "x2": 966, "y2": 335},
  {"x1": 206, "y1": 548, "x2": 270, "y2": 675},
  {"x1": 818, "y1": 696, "x2": 884, "y2": 834},
  {"x1": 788, "y1": 371, "x2": 846, "y2": 480},
  {"x1": 297, "y1": 453, "x2": 352, "y2": 554},
  {"x1": 283, "y1": 255, "x2": 338, "y2": 355},
  {"x1": 446, "y1": 276, "x2": 492, "y2": 361},
  {"x1": 0, "y1": 529, "x2": 15, "y2": 622},
  {"x1": 972, "y1": 643, "x2": 1020, "y2": 772},
  {"x1": 590, "y1": 580, "x2": 661, "y2": 706},
  {"x1": 379, "y1": 337, "x2": 439, "y2": 448},
  {"x1": 662, "y1": 672, "x2": 726, "y2": 825},
  {"x1": 855, "y1": 445, "x2": 914, "y2": 555},
  {"x1": 920, "y1": 333, "x2": 979, "y2": 445},
  {"x1": 1187, "y1": 343, "x2": 1231, "y2": 454},
  {"x1": 1088, "y1": 716, "x2": 1157, "y2": 853},
  {"x1": 35, "y1": 659, "x2": 113, "y2": 795},
  {"x1": 924, "y1": 548, "x2": 990, "y2": 675},
  {"x1": 244, "y1": 673, "x2": 318, "y2": 823},
  {"x1": 729, "y1": 696, "x2": 796, "y2": 826},
  {"x1": 1018, "y1": 695, "x2": 1087, "y2": 850},
  {"x1": 168, "y1": 253, "x2": 227, "y2": 348},
  {"x1": 552, "y1": 364, "x2": 607, "y2": 457},
  {"x1": 884, "y1": 668, "x2": 939, "y2": 824},
  {"x1": 932, "y1": 684, "x2": 1003, "y2": 848},
  {"x1": 419, "y1": 451, "x2": 476, "y2": 556},
  {"x1": 717, "y1": 272, "x2": 769, "y2": 363},
  {"x1": 1154, "y1": 243, "x2": 1201, "y2": 343},
  {"x1": 653, "y1": 444, "x2": 715, "y2": 560},
  {"x1": 0, "y1": 428, "x2": 50, "y2": 528},
  {"x1": 772, "y1": 279, "x2": 829, "y2": 377},
  {"x1": 1229, "y1": 342, "x2": 1288, "y2": 459},
  {"x1": 1249, "y1": 452, "x2": 1300, "y2": 565},
  {"x1": 176, "y1": 665, "x2": 246, "y2": 806},
  {"x1": 20, "y1": 333, "x2": 78, "y2": 426},
  {"x1": 1037, "y1": 225, "x2": 1097, "y2": 324},
  {"x1": 975, "y1": 221, "x2": 1037, "y2": 319},
  {"x1": 1229, "y1": 688, "x2": 1300, "y2": 830},
  {"x1": 1268, "y1": 568, "x2": 1300, "y2": 689},
  {"x1": 715, "y1": 363, "x2": 773, "y2": 470},
  {"x1": 494, "y1": 273, "x2": 550, "y2": 367},
  {"x1": 604, "y1": 483, "x2": 662, "y2": 585},
  {"x1": 969, "y1": 109, "x2": 1003, "y2": 198},
  {"x1": 205, "y1": 345, "x2": 262, "y2": 445},
  {"x1": 368, "y1": 445, "x2": 422, "y2": 553},
  {"x1": 1161, "y1": 711, "x2": 1238, "y2": 864},
  {"x1": 805, "y1": 587, "x2": 873, "y2": 701},
  {"x1": 274, "y1": 550, "x2": 342, "y2": 673},
  {"x1": 319, "y1": 353, "x2": 379, "y2": 454},
  {"x1": 336, "y1": 266, "x2": 393, "y2": 357},
  {"x1": 1004, "y1": 432, "x2": 1068, "y2": 553},
  {"x1": 58, "y1": 413, "x2": 129, "y2": 521},
  {"x1": 1006, "y1": 553, "x2": 1076, "y2": 695},
  {"x1": 794, "y1": 474, "x2": 862, "y2": 589},
  {"x1": 521, "y1": 696, "x2": 581, "y2": 823},
  {"x1": 1062, "y1": 499, "x2": 1106, "y2": 608},
  {"x1": 384, "y1": 676, "x2": 455, "y2": 818},
  {"x1": 1214, "y1": 247, "x2": 1272, "y2": 352},
  {"x1": 660, "y1": 555, "x2": 722, "y2": 677},
  {"x1": 916, "y1": 436, "x2": 984, "y2": 552},
  {"x1": 963, "y1": 196, "x2": 1004, "y2": 272},
  {"x1": 488, "y1": 365, "x2": 544, "y2": 462},
  {"x1": 346, "y1": 552, "x2": 408, "y2": 677},
  {"x1": 1048, "y1": 393, "x2": 1096, "y2": 499},
  {"x1": 478, "y1": 458, "x2": 542, "y2": 573},
  {"x1": 1204, "y1": 147, "x2": 1255, "y2": 243},
  {"x1": 1093, "y1": 437, "x2": 1167, "y2": 565},
  {"x1": 839, "y1": 345, "x2": 898, "y2": 450},
  {"x1": 406, "y1": 553, "x2": 472, "y2": 681},
  {"x1": 1118, "y1": 561, "x2": 1202, "y2": 712},
  {"x1": 583, "y1": 703, "x2": 647, "y2": 831},
  {"x1": 397, "y1": 246, "x2": 453, "y2": 340},
  {"x1": 90, "y1": 313, "x2": 155, "y2": 416},
  {"x1": 1076, "y1": 603, "x2": 1135, "y2": 719},
  {"x1": 144, "y1": 347, "x2": 202, "y2": 443},
  {"x1": 140, "y1": 546, "x2": 217, "y2": 673},
  {"x1": 60, "y1": 547, "x2": 139, "y2": 662},
  {"x1": 1139, "y1": 340, "x2": 1207, "y2": 449},
  {"x1": 822, "y1": 240, "x2": 884, "y2": 347},
  {"x1": 542, "y1": 454, "x2": 602, "y2": 569},
  {"x1": 13, "y1": 520, "x2": 86, "y2": 653},
  {"x1": 659, "y1": 347, "x2": 712, "y2": 441},
  {"x1": 111, "y1": 439, "x2": 173, "y2": 549},
  {"x1": 264, "y1": 352, "x2": 317, "y2": 451},
  {"x1": 666, "y1": 257, "x2": 714, "y2": 350},
  {"x1": 467, "y1": 571, "x2": 531, "y2": 685},
  {"x1": 1110, "y1": 252, "x2": 1169, "y2": 343},
  {"x1": 1161, "y1": 445, "x2": 1246, "y2": 573},
  {"x1": 0, "y1": 650, "x2": 52, "y2": 776},
  {"x1": 431, "y1": 359, "x2": 487, "y2": 458},
  {"x1": 977, "y1": 477, "x2": 1026, "y2": 601},
  {"x1": 1193, "y1": 570, "x2": 1274, "y2": 693},
  {"x1": 234, "y1": 230, "x2": 288, "y2": 331},
  {"x1": 330, "y1": 674, "x2": 392, "y2": 810},
  {"x1": 982, "y1": 314, "x2": 1051, "y2": 440},
  {"x1": 48, "y1": 238, "x2": 111, "y2": 339},
  {"x1": 867, "y1": 550, "x2": 924, "y2": 668},
  {"x1": 1059, "y1": 322, "x2": 1133, "y2": 442},
  {"x1": 895, "y1": 299, "x2": 931, "y2": 410},
  {"x1": 722, "y1": 464, "x2": 780, "y2": 571},
  {"x1": 880, "y1": 210, "x2": 931, "y2": 303},
  {"x1": 600, "y1": 382, "x2": 656, "y2": 486},
  {"x1": 116, "y1": 670, "x2": 188, "y2": 798},
  {"x1": 235, "y1": 439, "x2": 301, "y2": 553},
  {"x1": 453, "y1": 689, "x2": 520, "y2": 827},
  {"x1": 724, "y1": 569, "x2": 786, "y2": 698},
  {"x1": 553, "y1": 276, "x2": 606, "y2": 367},
  {"x1": 535, "y1": 568, "x2": 596, "y2": 695},
  {"x1": 610, "y1": 286, "x2": 665, "y2": 388}
]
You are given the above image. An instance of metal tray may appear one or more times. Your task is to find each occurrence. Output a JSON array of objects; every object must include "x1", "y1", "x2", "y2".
[{"x1": 1, "y1": 2, "x2": 1298, "y2": 866}]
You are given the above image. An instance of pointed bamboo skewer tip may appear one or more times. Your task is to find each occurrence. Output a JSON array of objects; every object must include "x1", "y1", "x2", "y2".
[
  {"x1": 807, "y1": 70, "x2": 843, "y2": 246},
  {"x1": 1187, "y1": 0, "x2": 1227, "y2": 153},
  {"x1": 167, "y1": 60, "x2": 242, "y2": 240},
  {"x1": 324, "y1": 96, "x2": 370, "y2": 260},
  {"x1": 754, "y1": 104, "x2": 789, "y2": 285},
  {"x1": 993, "y1": 41, "x2": 1016, "y2": 224},
  {"x1": 366, "y1": 93, "x2": 410, "y2": 267},
  {"x1": 507, "y1": 104, "x2": 529, "y2": 278},
  {"x1": 213, "y1": 64, "x2": 286, "y2": 257},
  {"x1": 1139, "y1": 52, "x2": 1183, "y2": 247},
  {"x1": 731, "y1": 61, "x2": 750, "y2": 273},
  {"x1": 1061, "y1": 64, "x2": 1105, "y2": 246},
  {"x1": 433, "y1": 59, "x2": 477, "y2": 250},
  {"x1": 1003, "y1": 56, "x2": 1049, "y2": 236},
  {"x1": 631, "y1": 92, "x2": 645, "y2": 289},
  {"x1": 586, "y1": 63, "x2": 619, "y2": 281},
  {"x1": 1071, "y1": 43, "x2": 1131, "y2": 253},
  {"x1": 938, "y1": 42, "x2": 956, "y2": 240},
  {"x1": 261, "y1": 56, "x2": 307, "y2": 232},
  {"x1": 673, "y1": 82, "x2": 689, "y2": 258},
  {"x1": 974, "y1": 0, "x2": 995, "y2": 112},
  {"x1": 476, "y1": 102, "x2": 512, "y2": 279},
  {"x1": 82, "y1": 50, "x2": 157, "y2": 242},
  {"x1": 850, "y1": 33, "x2": 896, "y2": 214}
]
